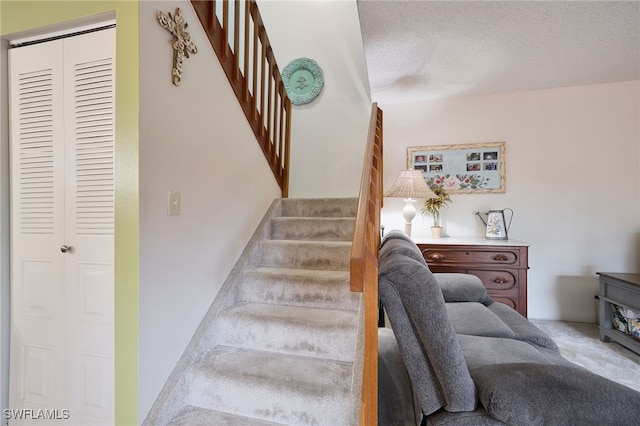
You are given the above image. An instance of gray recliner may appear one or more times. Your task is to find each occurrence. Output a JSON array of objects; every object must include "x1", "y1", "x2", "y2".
[{"x1": 378, "y1": 230, "x2": 640, "y2": 426}]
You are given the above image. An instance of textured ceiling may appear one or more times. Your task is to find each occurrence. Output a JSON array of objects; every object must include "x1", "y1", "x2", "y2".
[{"x1": 358, "y1": 0, "x2": 640, "y2": 105}]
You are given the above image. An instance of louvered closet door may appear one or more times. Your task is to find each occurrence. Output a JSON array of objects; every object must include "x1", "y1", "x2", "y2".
[
  {"x1": 61, "y1": 28, "x2": 115, "y2": 425},
  {"x1": 9, "y1": 38, "x2": 67, "y2": 416},
  {"x1": 9, "y1": 27, "x2": 115, "y2": 425}
]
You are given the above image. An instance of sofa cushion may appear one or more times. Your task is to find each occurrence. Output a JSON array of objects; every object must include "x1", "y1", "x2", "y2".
[
  {"x1": 456, "y1": 334, "x2": 567, "y2": 371},
  {"x1": 470, "y1": 363, "x2": 640, "y2": 426},
  {"x1": 378, "y1": 251, "x2": 477, "y2": 415},
  {"x1": 434, "y1": 273, "x2": 493, "y2": 304},
  {"x1": 426, "y1": 409, "x2": 508, "y2": 425},
  {"x1": 487, "y1": 303, "x2": 559, "y2": 351},
  {"x1": 446, "y1": 303, "x2": 515, "y2": 338}
]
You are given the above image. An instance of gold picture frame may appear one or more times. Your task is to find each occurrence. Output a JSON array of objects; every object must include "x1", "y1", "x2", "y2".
[{"x1": 408, "y1": 141, "x2": 506, "y2": 194}]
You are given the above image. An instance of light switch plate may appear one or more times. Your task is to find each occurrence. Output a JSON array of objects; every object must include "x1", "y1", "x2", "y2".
[{"x1": 168, "y1": 190, "x2": 181, "y2": 215}]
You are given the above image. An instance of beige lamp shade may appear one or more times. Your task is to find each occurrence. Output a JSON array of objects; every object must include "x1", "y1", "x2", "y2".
[
  {"x1": 384, "y1": 169, "x2": 436, "y2": 237},
  {"x1": 384, "y1": 169, "x2": 436, "y2": 199}
]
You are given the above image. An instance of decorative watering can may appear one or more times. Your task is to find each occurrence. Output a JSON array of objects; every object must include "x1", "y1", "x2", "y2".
[{"x1": 475, "y1": 208, "x2": 513, "y2": 240}]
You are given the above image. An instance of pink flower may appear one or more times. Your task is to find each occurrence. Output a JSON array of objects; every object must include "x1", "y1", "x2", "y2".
[{"x1": 443, "y1": 176, "x2": 460, "y2": 189}]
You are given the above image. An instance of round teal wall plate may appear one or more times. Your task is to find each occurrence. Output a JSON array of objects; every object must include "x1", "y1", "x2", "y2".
[{"x1": 282, "y1": 57, "x2": 324, "y2": 105}]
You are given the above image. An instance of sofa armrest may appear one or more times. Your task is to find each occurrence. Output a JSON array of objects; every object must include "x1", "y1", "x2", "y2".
[
  {"x1": 434, "y1": 273, "x2": 493, "y2": 305},
  {"x1": 379, "y1": 254, "x2": 478, "y2": 415},
  {"x1": 378, "y1": 328, "x2": 419, "y2": 426}
]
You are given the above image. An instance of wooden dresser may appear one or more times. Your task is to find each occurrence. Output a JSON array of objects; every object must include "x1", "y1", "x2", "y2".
[{"x1": 415, "y1": 238, "x2": 529, "y2": 317}]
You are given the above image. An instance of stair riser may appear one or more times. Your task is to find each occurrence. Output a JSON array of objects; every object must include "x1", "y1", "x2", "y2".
[
  {"x1": 215, "y1": 312, "x2": 357, "y2": 362},
  {"x1": 271, "y1": 217, "x2": 355, "y2": 241},
  {"x1": 238, "y1": 274, "x2": 359, "y2": 311},
  {"x1": 281, "y1": 198, "x2": 358, "y2": 218},
  {"x1": 257, "y1": 241, "x2": 351, "y2": 271},
  {"x1": 168, "y1": 406, "x2": 281, "y2": 426},
  {"x1": 187, "y1": 373, "x2": 352, "y2": 425}
]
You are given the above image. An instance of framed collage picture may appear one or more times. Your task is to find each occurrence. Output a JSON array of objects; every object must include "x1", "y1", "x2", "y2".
[{"x1": 408, "y1": 141, "x2": 506, "y2": 194}]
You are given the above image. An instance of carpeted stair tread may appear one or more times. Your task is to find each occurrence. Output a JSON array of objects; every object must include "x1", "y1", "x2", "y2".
[
  {"x1": 258, "y1": 240, "x2": 352, "y2": 270},
  {"x1": 240, "y1": 267, "x2": 359, "y2": 311},
  {"x1": 281, "y1": 197, "x2": 358, "y2": 218},
  {"x1": 217, "y1": 303, "x2": 357, "y2": 361},
  {"x1": 168, "y1": 405, "x2": 283, "y2": 426},
  {"x1": 271, "y1": 216, "x2": 355, "y2": 241},
  {"x1": 189, "y1": 346, "x2": 354, "y2": 425},
  {"x1": 195, "y1": 346, "x2": 353, "y2": 394}
]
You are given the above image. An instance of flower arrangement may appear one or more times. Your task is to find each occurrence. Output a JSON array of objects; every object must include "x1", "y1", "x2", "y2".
[{"x1": 421, "y1": 186, "x2": 452, "y2": 228}]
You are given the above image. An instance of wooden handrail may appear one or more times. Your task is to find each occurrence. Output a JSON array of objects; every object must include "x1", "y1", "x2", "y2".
[
  {"x1": 191, "y1": 0, "x2": 291, "y2": 196},
  {"x1": 351, "y1": 103, "x2": 383, "y2": 425}
]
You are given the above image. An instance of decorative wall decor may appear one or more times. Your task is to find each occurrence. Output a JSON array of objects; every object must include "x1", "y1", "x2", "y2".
[
  {"x1": 282, "y1": 57, "x2": 324, "y2": 105},
  {"x1": 408, "y1": 141, "x2": 506, "y2": 194},
  {"x1": 157, "y1": 8, "x2": 197, "y2": 86}
]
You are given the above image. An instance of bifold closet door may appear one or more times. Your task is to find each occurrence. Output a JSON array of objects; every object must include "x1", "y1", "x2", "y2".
[{"x1": 9, "y1": 27, "x2": 115, "y2": 425}]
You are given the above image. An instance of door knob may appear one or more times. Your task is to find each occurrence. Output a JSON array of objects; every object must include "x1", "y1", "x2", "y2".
[{"x1": 60, "y1": 245, "x2": 72, "y2": 253}]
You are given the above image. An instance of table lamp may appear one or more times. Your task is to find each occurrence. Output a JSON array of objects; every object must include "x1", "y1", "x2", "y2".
[{"x1": 384, "y1": 169, "x2": 436, "y2": 236}]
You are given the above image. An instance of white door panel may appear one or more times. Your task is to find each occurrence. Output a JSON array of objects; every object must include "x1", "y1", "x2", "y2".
[
  {"x1": 63, "y1": 28, "x2": 115, "y2": 425},
  {"x1": 9, "y1": 39, "x2": 66, "y2": 419},
  {"x1": 75, "y1": 352, "x2": 113, "y2": 421}
]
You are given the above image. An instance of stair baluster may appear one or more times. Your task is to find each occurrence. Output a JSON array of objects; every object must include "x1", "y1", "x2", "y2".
[{"x1": 191, "y1": 0, "x2": 291, "y2": 196}]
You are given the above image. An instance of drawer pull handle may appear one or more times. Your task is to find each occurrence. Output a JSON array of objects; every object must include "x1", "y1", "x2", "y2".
[
  {"x1": 491, "y1": 277, "x2": 509, "y2": 284},
  {"x1": 492, "y1": 254, "x2": 510, "y2": 261},
  {"x1": 426, "y1": 253, "x2": 445, "y2": 261}
]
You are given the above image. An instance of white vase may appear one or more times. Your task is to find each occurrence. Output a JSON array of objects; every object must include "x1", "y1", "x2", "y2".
[{"x1": 431, "y1": 226, "x2": 442, "y2": 239}]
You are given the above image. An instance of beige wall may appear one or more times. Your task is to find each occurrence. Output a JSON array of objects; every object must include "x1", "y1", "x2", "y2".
[{"x1": 381, "y1": 80, "x2": 640, "y2": 321}]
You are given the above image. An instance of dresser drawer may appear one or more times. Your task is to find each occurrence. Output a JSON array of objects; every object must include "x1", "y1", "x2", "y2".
[
  {"x1": 421, "y1": 247, "x2": 522, "y2": 267},
  {"x1": 418, "y1": 241, "x2": 529, "y2": 317},
  {"x1": 491, "y1": 295, "x2": 518, "y2": 311},
  {"x1": 429, "y1": 266, "x2": 516, "y2": 289},
  {"x1": 468, "y1": 269, "x2": 516, "y2": 291}
]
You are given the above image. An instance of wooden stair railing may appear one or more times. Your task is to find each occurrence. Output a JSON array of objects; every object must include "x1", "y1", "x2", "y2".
[
  {"x1": 351, "y1": 103, "x2": 383, "y2": 425},
  {"x1": 191, "y1": 0, "x2": 291, "y2": 196}
]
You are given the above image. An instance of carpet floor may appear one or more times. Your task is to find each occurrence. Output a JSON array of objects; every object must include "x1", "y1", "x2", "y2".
[{"x1": 530, "y1": 320, "x2": 640, "y2": 393}]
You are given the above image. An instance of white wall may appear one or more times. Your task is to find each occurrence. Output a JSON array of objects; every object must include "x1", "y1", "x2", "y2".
[
  {"x1": 381, "y1": 81, "x2": 640, "y2": 321},
  {"x1": 258, "y1": 0, "x2": 372, "y2": 197},
  {"x1": 138, "y1": 1, "x2": 282, "y2": 421}
]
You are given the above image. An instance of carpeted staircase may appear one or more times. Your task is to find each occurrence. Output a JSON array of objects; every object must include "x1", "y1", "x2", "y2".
[{"x1": 144, "y1": 198, "x2": 364, "y2": 426}]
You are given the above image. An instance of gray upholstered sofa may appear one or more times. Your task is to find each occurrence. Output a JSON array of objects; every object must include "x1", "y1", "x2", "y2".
[{"x1": 377, "y1": 231, "x2": 640, "y2": 425}]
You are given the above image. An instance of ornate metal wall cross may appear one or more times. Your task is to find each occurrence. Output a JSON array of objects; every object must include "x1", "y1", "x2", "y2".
[{"x1": 157, "y1": 8, "x2": 197, "y2": 86}]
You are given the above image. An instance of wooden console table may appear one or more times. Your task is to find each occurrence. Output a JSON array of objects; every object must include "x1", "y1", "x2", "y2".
[
  {"x1": 415, "y1": 238, "x2": 529, "y2": 317},
  {"x1": 597, "y1": 272, "x2": 640, "y2": 356}
]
